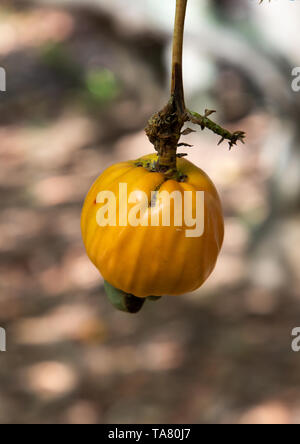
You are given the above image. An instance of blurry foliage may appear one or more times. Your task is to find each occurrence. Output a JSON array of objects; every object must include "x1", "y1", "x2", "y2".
[
  {"x1": 85, "y1": 68, "x2": 120, "y2": 104},
  {"x1": 40, "y1": 43, "x2": 120, "y2": 107},
  {"x1": 0, "y1": 0, "x2": 300, "y2": 425},
  {"x1": 40, "y1": 42, "x2": 83, "y2": 88}
]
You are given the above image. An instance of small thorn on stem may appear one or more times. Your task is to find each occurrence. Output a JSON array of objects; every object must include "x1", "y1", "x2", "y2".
[
  {"x1": 181, "y1": 128, "x2": 195, "y2": 136},
  {"x1": 177, "y1": 142, "x2": 193, "y2": 148},
  {"x1": 204, "y1": 109, "x2": 216, "y2": 117},
  {"x1": 176, "y1": 153, "x2": 188, "y2": 158}
]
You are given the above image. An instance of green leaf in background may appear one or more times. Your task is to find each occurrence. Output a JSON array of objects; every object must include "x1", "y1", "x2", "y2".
[{"x1": 85, "y1": 68, "x2": 120, "y2": 103}]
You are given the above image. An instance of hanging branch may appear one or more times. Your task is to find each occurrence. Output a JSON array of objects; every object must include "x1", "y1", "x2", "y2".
[{"x1": 145, "y1": 0, "x2": 246, "y2": 178}]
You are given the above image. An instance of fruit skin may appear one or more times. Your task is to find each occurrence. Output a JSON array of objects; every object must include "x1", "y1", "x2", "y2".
[{"x1": 81, "y1": 154, "x2": 224, "y2": 298}]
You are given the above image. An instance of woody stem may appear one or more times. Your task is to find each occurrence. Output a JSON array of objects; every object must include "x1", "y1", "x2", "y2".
[
  {"x1": 150, "y1": 0, "x2": 188, "y2": 175},
  {"x1": 144, "y1": 0, "x2": 245, "y2": 173},
  {"x1": 171, "y1": 0, "x2": 187, "y2": 113}
]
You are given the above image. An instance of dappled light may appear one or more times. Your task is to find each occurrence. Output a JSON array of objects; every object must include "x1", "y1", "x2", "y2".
[{"x1": 0, "y1": 0, "x2": 300, "y2": 425}]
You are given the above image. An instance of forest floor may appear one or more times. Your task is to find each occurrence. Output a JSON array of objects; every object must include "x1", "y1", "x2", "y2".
[{"x1": 0, "y1": 2, "x2": 300, "y2": 424}]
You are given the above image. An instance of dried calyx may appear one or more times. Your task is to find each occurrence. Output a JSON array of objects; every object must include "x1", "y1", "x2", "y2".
[{"x1": 145, "y1": 97, "x2": 246, "y2": 180}]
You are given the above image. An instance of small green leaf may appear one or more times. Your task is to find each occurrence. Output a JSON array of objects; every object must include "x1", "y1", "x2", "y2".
[
  {"x1": 147, "y1": 296, "x2": 162, "y2": 302},
  {"x1": 104, "y1": 281, "x2": 145, "y2": 313}
]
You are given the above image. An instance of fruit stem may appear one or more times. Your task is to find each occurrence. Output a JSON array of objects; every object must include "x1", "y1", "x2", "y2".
[
  {"x1": 156, "y1": 0, "x2": 188, "y2": 174},
  {"x1": 171, "y1": 0, "x2": 187, "y2": 114},
  {"x1": 145, "y1": 0, "x2": 188, "y2": 177},
  {"x1": 145, "y1": 0, "x2": 246, "y2": 176}
]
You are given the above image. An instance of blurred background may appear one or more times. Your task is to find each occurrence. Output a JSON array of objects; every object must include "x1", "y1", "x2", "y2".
[{"x1": 1, "y1": 0, "x2": 300, "y2": 424}]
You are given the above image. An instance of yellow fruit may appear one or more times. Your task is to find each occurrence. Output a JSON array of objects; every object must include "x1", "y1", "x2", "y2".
[{"x1": 81, "y1": 153, "x2": 224, "y2": 297}]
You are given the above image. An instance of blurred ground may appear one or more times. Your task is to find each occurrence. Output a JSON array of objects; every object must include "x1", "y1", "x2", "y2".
[{"x1": 0, "y1": 0, "x2": 300, "y2": 424}]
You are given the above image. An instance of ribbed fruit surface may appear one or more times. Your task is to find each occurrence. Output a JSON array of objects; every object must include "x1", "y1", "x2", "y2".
[{"x1": 81, "y1": 154, "x2": 224, "y2": 297}]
